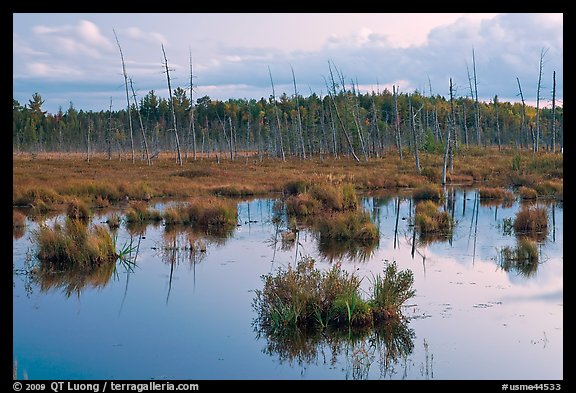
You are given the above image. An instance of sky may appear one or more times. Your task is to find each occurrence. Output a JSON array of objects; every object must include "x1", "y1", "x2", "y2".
[{"x1": 13, "y1": 13, "x2": 563, "y2": 114}]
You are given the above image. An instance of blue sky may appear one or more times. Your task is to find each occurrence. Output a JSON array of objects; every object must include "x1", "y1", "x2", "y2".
[{"x1": 13, "y1": 13, "x2": 563, "y2": 114}]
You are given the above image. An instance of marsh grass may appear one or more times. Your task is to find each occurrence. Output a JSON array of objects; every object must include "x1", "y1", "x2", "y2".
[
  {"x1": 66, "y1": 198, "x2": 91, "y2": 222},
  {"x1": 499, "y1": 238, "x2": 539, "y2": 278},
  {"x1": 13, "y1": 149, "x2": 562, "y2": 211},
  {"x1": 478, "y1": 187, "x2": 515, "y2": 201},
  {"x1": 412, "y1": 184, "x2": 444, "y2": 201},
  {"x1": 125, "y1": 201, "x2": 162, "y2": 223},
  {"x1": 316, "y1": 211, "x2": 379, "y2": 244},
  {"x1": 33, "y1": 219, "x2": 118, "y2": 269},
  {"x1": 513, "y1": 205, "x2": 548, "y2": 234},
  {"x1": 163, "y1": 197, "x2": 238, "y2": 229},
  {"x1": 415, "y1": 201, "x2": 452, "y2": 234},
  {"x1": 106, "y1": 213, "x2": 121, "y2": 229},
  {"x1": 253, "y1": 258, "x2": 415, "y2": 333},
  {"x1": 517, "y1": 186, "x2": 538, "y2": 200}
]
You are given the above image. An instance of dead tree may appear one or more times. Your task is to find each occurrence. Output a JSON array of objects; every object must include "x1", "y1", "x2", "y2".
[
  {"x1": 551, "y1": 70, "x2": 557, "y2": 153},
  {"x1": 291, "y1": 65, "x2": 306, "y2": 159},
  {"x1": 409, "y1": 94, "x2": 422, "y2": 174},
  {"x1": 106, "y1": 97, "x2": 113, "y2": 160},
  {"x1": 129, "y1": 78, "x2": 151, "y2": 165},
  {"x1": 393, "y1": 85, "x2": 403, "y2": 160},
  {"x1": 472, "y1": 48, "x2": 481, "y2": 146},
  {"x1": 324, "y1": 65, "x2": 359, "y2": 162},
  {"x1": 188, "y1": 50, "x2": 197, "y2": 161},
  {"x1": 161, "y1": 44, "x2": 183, "y2": 165},
  {"x1": 535, "y1": 48, "x2": 549, "y2": 152},
  {"x1": 268, "y1": 67, "x2": 285, "y2": 161},
  {"x1": 442, "y1": 79, "x2": 454, "y2": 186},
  {"x1": 494, "y1": 95, "x2": 501, "y2": 151},
  {"x1": 516, "y1": 77, "x2": 530, "y2": 151},
  {"x1": 113, "y1": 29, "x2": 135, "y2": 163}
]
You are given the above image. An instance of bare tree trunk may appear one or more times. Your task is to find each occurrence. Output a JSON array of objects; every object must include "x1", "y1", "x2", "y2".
[
  {"x1": 516, "y1": 77, "x2": 529, "y2": 151},
  {"x1": 129, "y1": 78, "x2": 151, "y2": 165},
  {"x1": 268, "y1": 67, "x2": 285, "y2": 161},
  {"x1": 324, "y1": 68, "x2": 359, "y2": 162},
  {"x1": 291, "y1": 66, "x2": 306, "y2": 159},
  {"x1": 472, "y1": 48, "x2": 481, "y2": 146},
  {"x1": 494, "y1": 95, "x2": 501, "y2": 151},
  {"x1": 551, "y1": 70, "x2": 556, "y2": 153},
  {"x1": 409, "y1": 95, "x2": 421, "y2": 174},
  {"x1": 188, "y1": 49, "x2": 197, "y2": 161},
  {"x1": 442, "y1": 79, "x2": 454, "y2": 186},
  {"x1": 161, "y1": 44, "x2": 182, "y2": 165},
  {"x1": 535, "y1": 48, "x2": 548, "y2": 153},
  {"x1": 462, "y1": 104, "x2": 469, "y2": 147},
  {"x1": 393, "y1": 85, "x2": 403, "y2": 160},
  {"x1": 113, "y1": 29, "x2": 135, "y2": 163},
  {"x1": 86, "y1": 117, "x2": 91, "y2": 163},
  {"x1": 107, "y1": 97, "x2": 113, "y2": 160}
]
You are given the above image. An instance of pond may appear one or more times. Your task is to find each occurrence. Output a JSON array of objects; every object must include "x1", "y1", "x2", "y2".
[{"x1": 12, "y1": 188, "x2": 563, "y2": 380}]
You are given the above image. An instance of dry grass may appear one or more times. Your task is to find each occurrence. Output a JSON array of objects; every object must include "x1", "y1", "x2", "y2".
[
  {"x1": 415, "y1": 200, "x2": 452, "y2": 234},
  {"x1": 253, "y1": 257, "x2": 415, "y2": 331},
  {"x1": 513, "y1": 205, "x2": 548, "y2": 234},
  {"x1": 125, "y1": 201, "x2": 162, "y2": 223},
  {"x1": 33, "y1": 219, "x2": 118, "y2": 269},
  {"x1": 163, "y1": 197, "x2": 238, "y2": 229},
  {"x1": 517, "y1": 186, "x2": 538, "y2": 200},
  {"x1": 478, "y1": 187, "x2": 515, "y2": 201},
  {"x1": 13, "y1": 148, "x2": 562, "y2": 209}
]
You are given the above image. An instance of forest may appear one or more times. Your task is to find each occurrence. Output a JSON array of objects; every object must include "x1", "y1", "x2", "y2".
[{"x1": 12, "y1": 72, "x2": 563, "y2": 162}]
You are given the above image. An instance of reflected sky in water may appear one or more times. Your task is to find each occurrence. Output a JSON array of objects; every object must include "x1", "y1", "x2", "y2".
[{"x1": 13, "y1": 189, "x2": 562, "y2": 380}]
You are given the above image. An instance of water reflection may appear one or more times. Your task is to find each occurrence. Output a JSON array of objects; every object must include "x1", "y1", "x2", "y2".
[
  {"x1": 254, "y1": 317, "x2": 415, "y2": 380},
  {"x1": 31, "y1": 259, "x2": 117, "y2": 298}
]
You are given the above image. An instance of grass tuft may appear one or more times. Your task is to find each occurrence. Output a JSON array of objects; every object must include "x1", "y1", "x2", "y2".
[
  {"x1": 33, "y1": 219, "x2": 118, "y2": 269},
  {"x1": 513, "y1": 205, "x2": 548, "y2": 234},
  {"x1": 125, "y1": 201, "x2": 162, "y2": 223},
  {"x1": 412, "y1": 184, "x2": 444, "y2": 201},
  {"x1": 479, "y1": 187, "x2": 515, "y2": 201},
  {"x1": 66, "y1": 198, "x2": 91, "y2": 222},
  {"x1": 253, "y1": 258, "x2": 415, "y2": 332},
  {"x1": 415, "y1": 201, "x2": 452, "y2": 234}
]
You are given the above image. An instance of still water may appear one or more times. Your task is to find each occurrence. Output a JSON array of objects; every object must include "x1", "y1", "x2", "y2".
[{"x1": 13, "y1": 189, "x2": 563, "y2": 380}]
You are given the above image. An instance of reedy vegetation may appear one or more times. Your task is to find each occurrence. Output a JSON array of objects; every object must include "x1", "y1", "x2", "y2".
[{"x1": 253, "y1": 257, "x2": 415, "y2": 332}]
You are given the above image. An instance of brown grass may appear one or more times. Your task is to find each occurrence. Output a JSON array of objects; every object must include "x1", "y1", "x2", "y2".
[
  {"x1": 13, "y1": 148, "x2": 562, "y2": 209},
  {"x1": 415, "y1": 200, "x2": 452, "y2": 234},
  {"x1": 513, "y1": 205, "x2": 548, "y2": 234},
  {"x1": 478, "y1": 187, "x2": 515, "y2": 201},
  {"x1": 517, "y1": 186, "x2": 538, "y2": 200}
]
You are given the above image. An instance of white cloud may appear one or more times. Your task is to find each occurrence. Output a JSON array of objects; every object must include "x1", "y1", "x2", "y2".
[
  {"x1": 26, "y1": 62, "x2": 83, "y2": 78},
  {"x1": 122, "y1": 27, "x2": 167, "y2": 45},
  {"x1": 77, "y1": 20, "x2": 114, "y2": 51}
]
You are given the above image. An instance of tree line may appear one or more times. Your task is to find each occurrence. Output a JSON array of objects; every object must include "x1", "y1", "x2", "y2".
[{"x1": 13, "y1": 78, "x2": 563, "y2": 163}]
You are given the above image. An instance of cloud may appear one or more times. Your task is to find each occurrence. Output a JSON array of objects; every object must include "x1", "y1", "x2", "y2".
[
  {"x1": 26, "y1": 62, "x2": 84, "y2": 78},
  {"x1": 32, "y1": 19, "x2": 114, "y2": 58},
  {"x1": 122, "y1": 27, "x2": 167, "y2": 45},
  {"x1": 199, "y1": 13, "x2": 562, "y2": 102},
  {"x1": 77, "y1": 20, "x2": 114, "y2": 50}
]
